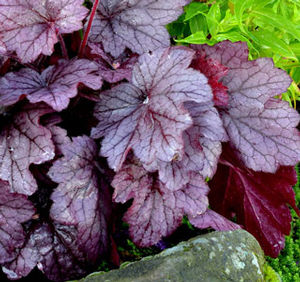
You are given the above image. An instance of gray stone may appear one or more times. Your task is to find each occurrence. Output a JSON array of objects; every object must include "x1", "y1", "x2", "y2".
[{"x1": 80, "y1": 230, "x2": 266, "y2": 282}]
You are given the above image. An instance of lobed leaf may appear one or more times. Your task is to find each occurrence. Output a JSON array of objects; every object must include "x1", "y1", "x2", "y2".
[
  {"x1": 0, "y1": 105, "x2": 55, "y2": 195},
  {"x1": 191, "y1": 41, "x2": 292, "y2": 109},
  {"x1": 0, "y1": 0, "x2": 88, "y2": 62},
  {"x1": 151, "y1": 102, "x2": 227, "y2": 191},
  {"x1": 89, "y1": 43, "x2": 138, "y2": 83},
  {"x1": 112, "y1": 158, "x2": 209, "y2": 246},
  {"x1": 191, "y1": 41, "x2": 300, "y2": 172},
  {"x1": 189, "y1": 209, "x2": 241, "y2": 231},
  {"x1": 0, "y1": 180, "x2": 35, "y2": 265},
  {"x1": 0, "y1": 59, "x2": 102, "y2": 111},
  {"x1": 92, "y1": 47, "x2": 212, "y2": 171},
  {"x1": 4, "y1": 223, "x2": 88, "y2": 281},
  {"x1": 48, "y1": 136, "x2": 109, "y2": 262},
  {"x1": 221, "y1": 99, "x2": 300, "y2": 172},
  {"x1": 89, "y1": 0, "x2": 189, "y2": 57}
]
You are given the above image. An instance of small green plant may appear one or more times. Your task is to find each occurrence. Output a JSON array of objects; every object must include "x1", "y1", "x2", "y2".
[
  {"x1": 264, "y1": 263, "x2": 281, "y2": 282},
  {"x1": 117, "y1": 239, "x2": 159, "y2": 261}
]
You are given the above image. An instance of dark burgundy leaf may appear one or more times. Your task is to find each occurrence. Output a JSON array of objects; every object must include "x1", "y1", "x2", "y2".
[
  {"x1": 0, "y1": 0, "x2": 88, "y2": 62},
  {"x1": 112, "y1": 158, "x2": 209, "y2": 246},
  {"x1": 0, "y1": 180, "x2": 35, "y2": 265},
  {"x1": 92, "y1": 47, "x2": 212, "y2": 171},
  {"x1": 189, "y1": 209, "x2": 240, "y2": 231},
  {"x1": 150, "y1": 102, "x2": 227, "y2": 190},
  {"x1": 0, "y1": 59, "x2": 102, "y2": 111},
  {"x1": 192, "y1": 41, "x2": 300, "y2": 172},
  {"x1": 89, "y1": 43, "x2": 138, "y2": 83},
  {"x1": 4, "y1": 223, "x2": 87, "y2": 281},
  {"x1": 0, "y1": 106, "x2": 55, "y2": 195},
  {"x1": 209, "y1": 144, "x2": 299, "y2": 257},
  {"x1": 89, "y1": 0, "x2": 189, "y2": 57},
  {"x1": 48, "y1": 136, "x2": 109, "y2": 262}
]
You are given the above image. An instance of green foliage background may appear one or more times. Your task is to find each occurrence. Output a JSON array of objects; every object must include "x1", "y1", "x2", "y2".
[{"x1": 167, "y1": 1, "x2": 300, "y2": 280}]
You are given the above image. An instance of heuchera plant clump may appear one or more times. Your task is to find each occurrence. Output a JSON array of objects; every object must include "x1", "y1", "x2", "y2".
[{"x1": 0, "y1": 0, "x2": 299, "y2": 281}]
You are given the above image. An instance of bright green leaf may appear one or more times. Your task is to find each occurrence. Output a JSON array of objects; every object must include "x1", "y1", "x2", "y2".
[
  {"x1": 251, "y1": 8, "x2": 300, "y2": 40},
  {"x1": 184, "y1": 2, "x2": 209, "y2": 21},
  {"x1": 218, "y1": 9, "x2": 239, "y2": 33},
  {"x1": 291, "y1": 67, "x2": 300, "y2": 84},
  {"x1": 232, "y1": 0, "x2": 254, "y2": 22},
  {"x1": 207, "y1": 4, "x2": 221, "y2": 36},
  {"x1": 250, "y1": 30, "x2": 297, "y2": 59},
  {"x1": 189, "y1": 14, "x2": 208, "y2": 34},
  {"x1": 176, "y1": 31, "x2": 212, "y2": 44},
  {"x1": 291, "y1": 43, "x2": 300, "y2": 56},
  {"x1": 214, "y1": 31, "x2": 249, "y2": 42}
]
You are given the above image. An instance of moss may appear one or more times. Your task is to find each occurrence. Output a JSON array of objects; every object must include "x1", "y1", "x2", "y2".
[{"x1": 263, "y1": 263, "x2": 281, "y2": 282}]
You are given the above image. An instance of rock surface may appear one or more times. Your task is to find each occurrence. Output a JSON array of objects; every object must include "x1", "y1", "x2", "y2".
[{"x1": 81, "y1": 230, "x2": 266, "y2": 282}]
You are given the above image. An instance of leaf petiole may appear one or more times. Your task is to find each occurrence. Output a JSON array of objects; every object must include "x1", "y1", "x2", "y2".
[{"x1": 79, "y1": 0, "x2": 100, "y2": 57}]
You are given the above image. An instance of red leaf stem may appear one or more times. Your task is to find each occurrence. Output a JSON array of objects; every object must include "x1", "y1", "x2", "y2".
[{"x1": 79, "y1": 0, "x2": 99, "y2": 57}]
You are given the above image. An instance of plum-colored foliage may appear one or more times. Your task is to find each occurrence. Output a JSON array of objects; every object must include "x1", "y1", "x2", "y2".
[
  {"x1": 112, "y1": 156, "x2": 209, "y2": 246},
  {"x1": 0, "y1": 105, "x2": 55, "y2": 195},
  {"x1": 92, "y1": 46, "x2": 212, "y2": 171},
  {"x1": 0, "y1": 59, "x2": 102, "y2": 111},
  {"x1": 88, "y1": 0, "x2": 190, "y2": 57},
  {"x1": 0, "y1": 0, "x2": 88, "y2": 62},
  {"x1": 89, "y1": 42, "x2": 138, "y2": 83},
  {"x1": 0, "y1": 0, "x2": 299, "y2": 280},
  {"x1": 48, "y1": 136, "x2": 109, "y2": 262},
  {"x1": 0, "y1": 180, "x2": 35, "y2": 264}
]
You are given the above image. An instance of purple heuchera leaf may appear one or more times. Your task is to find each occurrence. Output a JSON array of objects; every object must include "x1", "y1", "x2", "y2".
[
  {"x1": 46, "y1": 125, "x2": 71, "y2": 156},
  {"x1": 189, "y1": 209, "x2": 240, "y2": 231},
  {"x1": 0, "y1": 59, "x2": 102, "y2": 111},
  {"x1": 92, "y1": 47, "x2": 212, "y2": 171},
  {"x1": 112, "y1": 157, "x2": 209, "y2": 246},
  {"x1": 191, "y1": 41, "x2": 292, "y2": 109},
  {"x1": 149, "y1": 101, "x2": 227, "y2": 190},
  {"x1": 209, "y1": 144, "x2": 300, "y2": 257},
  {"x1": 0, "y1": 40, "x2": 8, "y2": 72},
  {"x1": 0, "y1": 105, "x2": 55, "y2": 195},
  {"x1": 89, "y1": 0, "x2": 189, "y2": 57},
  {"x1": 0, "y1": 0, "x2": 88, "y2": 62},
  {"x1": 0, "y1": 39, "x2": 6, "y2": 55},
  {"x1": 48, "y1": 136, "x2": 109, "y2": 263},
  {"x1": 4, "y1": 223, "x2": 88, "y2": 281},
  {"x1": 89, "y1": 43, "x2": 138, "y2": 83},
  {"x1": 0, "y1": 180, "x2": 35, "y2": 265},
  {"x1": 191, "y1": 41, "x2": 300, "y2": 172},
  {"x1": 221, "y1": 98, "x2": 300, "y2": 172}
]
